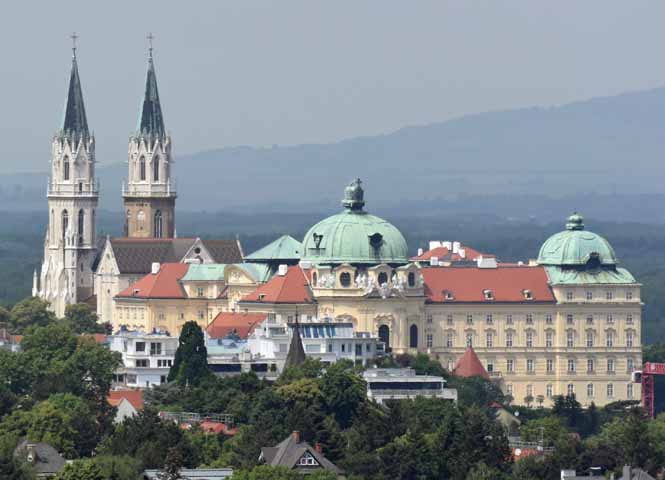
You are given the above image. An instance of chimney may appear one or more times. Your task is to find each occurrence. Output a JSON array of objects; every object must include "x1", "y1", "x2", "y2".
[
  {"x1": 417, "y1": 248, "x2": 424, "y2": 256},
  {"x1": 429, "y1": 256, "x2": 438, "y2": 267},
  {"x1": 278, "y1": 264, "x2": 288, "y2": 276},
  {"x1": 292, "y1": 431, "x2": 300, "y2": 443},
  {"x1": 314, "y1": 442, "x2": 322, "y2": 454},
  {"x1": 452, "y1": 241, "x2": 460, "y2": 254},
  {"x1": 26, "y1": 444, "x2": 37, "y2": 464},
  {"x1": 151, "y1": 262, "x2": 160, "y2": 275}
]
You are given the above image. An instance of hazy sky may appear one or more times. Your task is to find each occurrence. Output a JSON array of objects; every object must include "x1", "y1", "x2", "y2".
[{"x1": 2, "y1": 1, "x2": 665, "y2": 173}]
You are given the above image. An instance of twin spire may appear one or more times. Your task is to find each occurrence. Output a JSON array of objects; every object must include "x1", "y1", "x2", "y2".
[{"x1": 60, "y1": 33, "x2": 165, "y2": 140}]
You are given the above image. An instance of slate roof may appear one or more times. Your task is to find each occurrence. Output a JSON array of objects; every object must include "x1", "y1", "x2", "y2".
[
  {"x1": 261, "y1": 433, "x2": 342, "y2": 475},
  {"x1": 453, "y1": 347, "x2": 490, "y2": 380},
  {"x1": 60, "y1": 53, "x2": 89, "y2": 139},
  {"x1": 14, "y1": 440, "x2": 66, "y2": 476},
  {"x1": 241, "y1": 266, "x2": 314, "y2": 304},
  {"x1": 207, "y1": 312, "x2": 267, "y2": 339},
  {"x1": 137, "y1": 54, "x2": 165, "y2": 139},
  {"x1": 245, "y1": 235, "x2": 303, "y2": 263},
  {"x1": 421, "y1": 265, "x2": 555, "y2": 303},
  {"x1": 201, "y1": 239, "x2": 245, "y2": 265},
  {"x1": 284, "y1": 322, "x2": 306, "y2": 369}
]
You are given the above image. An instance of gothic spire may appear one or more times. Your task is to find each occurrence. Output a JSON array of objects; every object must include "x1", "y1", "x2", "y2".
[
  {"x1": 60, "y1": 33, "x2": 89, "y2": 140},
  {"x1": 284, "y1": 315, "x2": 306, "y2": 369},
  {"x1": 137, "y1": 34, "x2": 165, "y2": 139}
]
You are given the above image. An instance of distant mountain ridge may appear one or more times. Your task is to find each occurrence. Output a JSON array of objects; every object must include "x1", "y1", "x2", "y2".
[{"x1": 4, "y1": 86, "x2": 665, "y2": 213}]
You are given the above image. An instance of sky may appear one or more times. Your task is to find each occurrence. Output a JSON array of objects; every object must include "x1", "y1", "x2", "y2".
[{"x1": 1, "y1": 1, "x2": 665, "y2": 173}]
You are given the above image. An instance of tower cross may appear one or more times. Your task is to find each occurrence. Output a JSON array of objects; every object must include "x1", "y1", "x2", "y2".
[
  {"x1": 70, "y1": 32, "x2": 78, "y2": 57},
  {"x1": 147, "y1": 32, "x2": 155, "y2": 58}
]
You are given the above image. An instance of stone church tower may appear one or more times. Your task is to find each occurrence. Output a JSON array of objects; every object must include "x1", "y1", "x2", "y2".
[
  {"x1": 36, "y1": 44, "x2": 98, "y2": 317},
  {"x1": 123, "y1": 44, "x2": 176, "y2": 238}
]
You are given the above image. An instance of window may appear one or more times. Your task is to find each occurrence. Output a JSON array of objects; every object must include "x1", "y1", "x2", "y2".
[
  {"x1": 485, "y1": 314, "x2": 493, "y2": 324},
  {"x1": 626, "y1": 331, "x2": 634, "y2": 347},
  {"x1": 586, "y1": 331, "x2": 594, "y2": 347},
  {"x1": 355, "y1": 344, "x2": 363, "y2": 356},
  {"x1": 158, "y1": 359, "x2": 172, "y2": 367},
  {"x1": 627, "y1": 383, "x2": 634, "y2": 399},
  {"x1": 154, "y1": 210, "x2": 163, "y2": 238},
  {"x1": 377, "y1": 272, "x2": 388, "y2": 285},
  {"x1": 627, "y1": 358, "x2": 634, "y2": 372},
  {"x1": 523, "y1": 289, "x2": 533, "y2": 300},
  {"x1": 328, "y1": 344, "x2": 333, "y2": 353},
  {"x1": 446, "y1": 314, "x2": 453, "y2": 326},
  {"x1": 62, "y1": 210, "x2": 69, "y2": 240},
  {"x1": 567, "y1": 331, "x2": 574, "y2": 348},
  {"x1": 446, "y1": 332, "x2": 453, "y2": 348},
  {"x1": 526, "y1": 331, "x2": 534, "y2": 348},
  {"x1": 606, "y1": 331, "x2": 614, "y2": 347},
  {"x1": 487, "y1": 361, "x2": 494, "y2": 373},
  {"x1": 408, "y1": 272, "x2": 415, "y2": 287},
  {"x1": 484, "y1": 289, "x2": 494, "y2": 301},
  {"x1": 466, "y1": 333, "x2": 473, "y2": 347},
  {"x1": 507, "y1": 359, "x2": 514, "y2": 373},
  {"x1": 607, "y1": 358, "x2": 615, "y2": 373},
  {"x1": 545, "y1": 314, "x2": 553, "y2": 325},
  {"x1": 546, "y1": 384, "x2": 553, "y2": 398},
  {"x1": 607, "y1": 383, "x2": 614, "y2": 398},
  {"x1": 486, "y1": 332, "x2": 493, "y2": 348},
  {"x1": 409, "y1": 325, "x2": 418, "y2": 348},
  {"x1": 606, "y1": 291, "x2": 613, "y2": 300},
  {"x1": 587, "y1": 383, "x2": 594, "y2": 398},
  {"x1": 586, "y1": 315, "x2": 594, "y2": 325},
  {"x1": 136, "y1": 359, "x2": 148, "y2": 368},
  {"x1": 567, "y1": 358, "x2": 576, "y2": 373},
  {"x1": 507, "y1": 384, "x2": 513, "y2": 396},
  {"x1": 198, "y1": 311, "x2": 204, "y2": 320},
  {"x1": 158, "y1": 312, "x2": 165, "y2": 321},
  {"x1": 627, "y1": 314, "x2": 634, "y2": 325},
  {"x1": 63, "y1": 156, "x2": 70, "y2": 181},
  {"x1": 606, "y1": 314, "x2": 614, "y2": 325},
  {"x1": 566, "y1": 291, "x2": 574, "y2": 301},
  {"x1": 526, "y1": 314, "x2": 533, "y2": 325},
  {"x1": 340, "y1": 272, "x2": 351, "y2": 287},
  {"x1": 135, "y1": 342, "x2": 145, "y2": 352},
  {"x1": 526, "y1": 384, "x2": 533, "y2": 396},
  {"x1": 297, "y1": 452, "x2": 318, "y2": 466},
  {"x1": 150, "y1": 343, "x2": 162, "y2": 355},
  {"x1": 586, "y1": 291, "x2": 593, "y2": 301},
  {"x1": 547, "y1": 359, "x2": 554, "y2": 373},
  {"x1": 153, "y1": 156, "x2": 160, "y2": 181},
  {"x1": 426, "y1": 334, "x2": 433, "y2": 348},
  {"x1": 197, "y1": 287, "x2": 205, "y2": 297},
  {"x1": 506, "y1": 331, "x2": 513, "y2": 348},
  {"x1": 527, "y1": 359, "x2": 534, "y2": 373},
  {"x1": 567, "y1": 384, "x2": 575, "y2": 396},
  {"x1": 77, "y1": 210, "x2": 84, "y2": 244},
  {"x1": 566, "y1": 314, "x2": 574, "y2": 325},
  {"x1": 160, "y1": 375, "x2": 166, "y2": 384},
  {"x1": 506, "y1": 314, "x2": 513, "y2": 325},
  {"x1": 139, "y1": 156, "x2": 146, "y2": 181},
  {"x1": 587, "y1": 358, "x2": 594, "y2": 373},
  {"x1": 466, "y1": 314, "x2": 473, "y2": 325},
  {"x1": 341, "y1": 344, "x2": 345, "y2": 353},
  {"x1": 626, "y1": 290, "x2": 633, "y2": 301},
  {"x1": 426, "y1": 314, "x2": 433, "y2": 324},
  {"x1": 546, "y1": 331, "x2": 553, "y2": 348}
]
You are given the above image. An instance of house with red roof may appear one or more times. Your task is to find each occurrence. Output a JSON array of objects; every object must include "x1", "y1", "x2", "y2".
[{"x1": 108, "y1": 389, "x2": 144, "y2": 423}]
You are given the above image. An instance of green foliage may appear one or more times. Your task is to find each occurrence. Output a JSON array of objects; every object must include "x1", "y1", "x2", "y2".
[
  {"x1": 319, "y1": 360, "x2": 366, "y2": 428},
  {"x1": 0, "y1": 434, "x2": 34, "y2": 480},
  {"x1": 87, "y1": 455, "x2": 142, "y2": 480},
  {"x1": 158, "y1": 447, "x2": 184, "y2": 480},
  {"x1": 9, "y1": 297, "x2": 55, "y2": 333},
  {"x1": 168, "y1": 321, "x2": 211, "y2": 386},
  {"x1": 54, "y1": 460, "x2": 104, "y2": 480},
  {"x1": 466, "y1": 461, "x2": 504, "y2": 480},
  {"x1": 62, "y1": 304, "x2": 104, "y2": 334},
  {"x1": 643, "y1": 342, "x2": 665, "y2": 363},
  {"x1": 276, "y1": 357, "x2": 323, "y2": 385}
]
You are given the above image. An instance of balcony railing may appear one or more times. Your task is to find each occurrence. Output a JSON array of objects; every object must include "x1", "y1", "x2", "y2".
[
  {"x1": 47, "y1": 178, "x2": 99, "y2": 196},
  {"x1": 122, "y1": 179, "x2": 177, "y2": 197}
]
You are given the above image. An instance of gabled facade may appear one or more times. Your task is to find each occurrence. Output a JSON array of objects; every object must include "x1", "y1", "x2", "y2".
[
  {"x1": 37, "y1": 45, "x2": 98, "y2": 317},
  {"x1": 260, "y1": 431, "x2": 343, "y2": 476}
]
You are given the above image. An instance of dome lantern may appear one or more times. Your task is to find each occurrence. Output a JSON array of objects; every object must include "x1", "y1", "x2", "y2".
[{"x1": 342, "y1": 178, "x2": 365, "y2": 211}]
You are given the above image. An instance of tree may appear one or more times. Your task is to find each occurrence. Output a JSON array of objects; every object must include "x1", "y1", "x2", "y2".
[
  {"x1": 523, "y1": 395, "x2": 534, "y2": 408},
  {"x1": 157, "y1": 447, "x2": 183, "y2": 480},
  {"x1": 168, "y1": 321, "x2": 211, "y2": 386},
  {"x1": 552, "y1": 394, "x2": 583, "y2": 429},
  {"x1": 230, "y1": 465, "x2": 301, "y2": 480},
  {"x1": 54, "y1": 461, "x2": 104, "y2": 480},
  {"x1": 319, "y1": 360, "x2": 366, "y2": 428},
  {"x1": 10, "y1": 297, "x2": 55, "y2": 333},
  {"x1": 466, "y1": 461, "x2": 503, "y2": 480},
  {"x1": 63, "y1": 304, "x2": 104, "y2": 334}
]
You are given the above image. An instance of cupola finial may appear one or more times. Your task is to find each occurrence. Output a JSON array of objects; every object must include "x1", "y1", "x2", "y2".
[
  {"x1": 565, "y1": 212, "x2": 585, "y2": 231},
  {"x1": 342, "y1": 178, "x2": 365, "y2": 211}
]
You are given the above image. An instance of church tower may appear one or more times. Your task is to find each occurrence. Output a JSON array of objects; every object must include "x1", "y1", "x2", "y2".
[
  {"x1": 123, "y1": 38, "x2": 176, "y2": 238},
  {"x1": 37, "y1": 37, "x2": 98, "y2": 317}
]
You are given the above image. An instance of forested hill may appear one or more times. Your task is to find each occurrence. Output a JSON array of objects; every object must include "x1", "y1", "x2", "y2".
[{"x1": 4, "y1": 87, "x2": 665, "y2": 213}]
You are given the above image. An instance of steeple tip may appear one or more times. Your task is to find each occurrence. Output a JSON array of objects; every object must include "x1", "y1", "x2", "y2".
[
  {"x1": 136, "y1": 33, "x2": 166, "y2": 140},
  {"x1": 60, "y1": 33, "x2": 89, "y2": 140}
]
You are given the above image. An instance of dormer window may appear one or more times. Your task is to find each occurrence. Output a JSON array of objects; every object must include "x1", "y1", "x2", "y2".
[
  {"x1": 297, "y1": 451, "x2": 319, "y2": 466},
  {"x1": 408, "y1": 272, "x2": 416, "y2": 288},
  {"x1": 369, "y1": 233, "x2": 383, "y2": 249},
  {"x1": 444, "y1": 290, "x2": 454, "y2": 301},
  {"x1": 258, "y1": 294, "x2": 266, "y2": 302},
  {"x1": 313, "y1": 233, "x2": 323, "y2": 249},
  {"x1": 378, "y1": 272, "x2": 388, "y2": 285},
  {"x1": 523, "y1": 289, "x2": 533, "y2": 301},
  {"x1": 483, "y1": 289, "x2": 494, "y2": 301},
  {"x1": 340, "y1": 272, "x2": 351, "y2": 287}
]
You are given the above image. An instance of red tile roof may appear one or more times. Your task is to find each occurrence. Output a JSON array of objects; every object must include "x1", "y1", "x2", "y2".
[
  {"x1": 453, "y1": 347, "x2": 490, "y2": 380},
  {"x1": 412, "y1": 244, "x2": 490, "y2": 262},
  {"x1": 81, "y1": 333, "x2": 107, "y2": 344},
  {"x1": 207, "y1": 312, "x2": 267, "y2": 339},
  {"x1": 200, "y1": 421, "x2": 237, "y2": 435},
  {"x1": 241, "y1": 266, "x2": 314, "y2": 304},
  {"x1": 116, "y1": 263, "x2": 189, "y2": 299},
  {"x1": 421, "y1": 266, "x2": 554, "y2": 303},
  {"x1": 108, "y1": 389, "x2": 144, "y2": 410}
]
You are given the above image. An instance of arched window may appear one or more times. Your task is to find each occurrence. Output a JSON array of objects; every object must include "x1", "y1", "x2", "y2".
[
  {"x1": 137, "y1": 210, "x2": 145, "y2": 231},
  {"x1": 139, "y1": 156, "x2": 146, "y2": 181},
  {"x1": 61, "y1": 210, "x2": 69, "y2": 240},
  {"x1": 408, "y1": 272, "x2": 415, "y2": 287},
  {"x1": 409, "y1": 324, "x2": 418, "y2": 348},
  {"x1": 153, "y1": 156, "x2": 160, "y2": 182},
  {"x1": 78, "y1": 210, "x2": 84, "y2": 244},
  {"x1": 378, "y1": 272, "x2": 388, "y2": 285},
  {"x1": 340, "y1": 272, "x2": 351, "y2": 287},
  {"x1": 63, "y1": 156, "x2": 70, "y2": 181},
  {"x1": 378, "y1": 325, "x2": 390, "y2": 351},
  {"x1": 154, "y1": 210, "x2": 163, "y2": 238},
  {"x1": 125, "y1": 210, "x2": 131, "y2": 236}
]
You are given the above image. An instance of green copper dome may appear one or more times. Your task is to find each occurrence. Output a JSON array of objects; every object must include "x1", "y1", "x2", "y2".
[
  {"x1": 537, "y1": 214, "x2": 617, "y2": 267},
  {"x1": 301, "y1": 179, "x2": 409, "y2": 265}
]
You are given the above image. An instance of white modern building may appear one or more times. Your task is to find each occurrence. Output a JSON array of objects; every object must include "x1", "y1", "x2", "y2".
[
  {"x1": 363, "y1": 368, "x2": 457, "y2": 404},
  {"x1": 109, "y1": 327, "x2": 177, "y2": 388}
]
